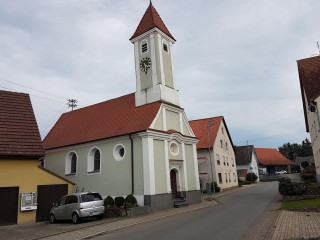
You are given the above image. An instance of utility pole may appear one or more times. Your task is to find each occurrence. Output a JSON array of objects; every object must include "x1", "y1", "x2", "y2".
[
  {"x1": 207, "y1": 120, "x2": 215, "y2": 199},
  {"x1": 68, "y1": 99, "x2": 78, "y2": 111}
]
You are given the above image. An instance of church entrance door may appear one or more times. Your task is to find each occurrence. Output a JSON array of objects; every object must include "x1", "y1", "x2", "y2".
[{"x1": 170, "y1": 169, "x2": 178, "y2": 198}]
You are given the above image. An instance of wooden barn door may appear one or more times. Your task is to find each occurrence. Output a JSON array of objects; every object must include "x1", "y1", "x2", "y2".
[
  {"x1": 0, "y1": 187, "x2": 19, "y2": 226},
  {"x1": 36, "y1": 184, "x2": 68, "y2": 222}
]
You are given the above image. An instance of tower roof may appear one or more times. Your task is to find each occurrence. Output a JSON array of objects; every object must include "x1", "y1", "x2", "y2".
[{"x1": 130, "y1": 3, "x2": 175, "y2": 41}]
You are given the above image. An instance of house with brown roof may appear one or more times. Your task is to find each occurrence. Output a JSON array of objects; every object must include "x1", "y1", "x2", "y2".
[
  {"x1": 255, "y1": 148, "x2": 294, "y2": 175},
  {"x1": 234, "y1": 145, "x2": 259, "y2": 182},
  {"x1": 0, "y1": 90, "x2": 73, "y2": 226},
  {"x1": 189, "y1": 117, "x2": 238, "y2": 191},
  {"x1": 43, "y1": 3, "x2": 200, "y2": 211},
  {"x1": 297, "y1": 55, "x2": 320, "y2": 181}
]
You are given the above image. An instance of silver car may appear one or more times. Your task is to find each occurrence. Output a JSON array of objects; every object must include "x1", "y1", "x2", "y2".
[{"x1": 49, "y1": 192, "x2": 105, "y2": 224}]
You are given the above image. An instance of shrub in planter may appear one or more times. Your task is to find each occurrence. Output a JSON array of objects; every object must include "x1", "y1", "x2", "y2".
[
  {"x1": 115, "y1": 196, "x2": 125, "y2": 207},
  {"x1": 246, "y1": 173, "x2": 258, "y2": 183},
  {"x1": 278, "y1": 178, "x2": 305, "y2": 196},
  {"x1": 125, "y1": 194, "x2": 138, "y2": 208},
  {"x1": 104, "y1": 196, "x2": 114, "y2": 208}
]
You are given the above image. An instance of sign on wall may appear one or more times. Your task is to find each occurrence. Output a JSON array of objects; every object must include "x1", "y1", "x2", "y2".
[{"x1": 21, "y1": 192, "x2": 37, "y2": 211}]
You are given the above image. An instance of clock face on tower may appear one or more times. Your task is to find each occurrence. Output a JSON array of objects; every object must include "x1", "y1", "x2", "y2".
[{"x1": 140, "y1": 57, "x2": 151, "y2": 74}]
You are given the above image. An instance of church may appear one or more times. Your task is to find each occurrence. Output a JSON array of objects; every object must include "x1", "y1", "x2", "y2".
[{"x1": 43, "y1": 2, "x2": 201, "y2": 211}]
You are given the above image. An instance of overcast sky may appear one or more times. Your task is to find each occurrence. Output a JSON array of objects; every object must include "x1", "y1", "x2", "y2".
[{"x1": 0, "y1": 0, "x2": 319, "y2": 149}]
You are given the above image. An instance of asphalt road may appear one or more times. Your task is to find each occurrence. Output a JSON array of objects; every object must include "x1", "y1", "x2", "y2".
[{"x1": 91, "y1": 181, "x2": 279, "y2": 240}]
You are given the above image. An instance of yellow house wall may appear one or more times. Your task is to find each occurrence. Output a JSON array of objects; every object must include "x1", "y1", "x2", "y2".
[{"x1": 0, "y1": 159, "x2": 72, "y2": 224}]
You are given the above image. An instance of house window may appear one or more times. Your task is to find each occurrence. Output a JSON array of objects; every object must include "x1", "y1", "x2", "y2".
[
  {"x1": 94, "y1": 150, "x2": 100, "y2": 171},
  {"x1": 66, "y1": 152, "x2": 77, "y2": 175},
  {"x1": 226, "y1": 157, "x2": 229, "y2": 166},
  {"x1": 141, "y1": 40, "x2": 148, "y2": 54},
  {"x1": 225, "y1": 173, "x2": 228, "y2": 182},
  {"x1": 71, "y1": 154, "x2": 77, "y2": 173},
  {"x1": 113, "y1": 144, "x2": 126, "y2": 161},
  {"x1": 233, "y1": 173, "x2": 236, "y2": 182},
  {"x1": 220, "y1": 140, "x2": 223, "y2": 148},
  {"x1": 223, "y1": 156, "x2": 226, "y2": 166},
  {"x1": 222, "y1": 127, "x2": 224, "y2": 134},
  {"x1": 216, "y1": 154, "x2": 220, "y2": 165},
  {"x1": 218, "y1": 173, "x2": 222, "y2": 183},
  {"x1": 225, "y1": 142, "x2": 228, "y2": 150},
  {"x1": 231, "y1": 158, "x2": 234, "y2": 167},
  {"x1": 228, "y1": 173, "x2": 231, "y2": 182},
  {"x1": 88, "y1": 148, "x2": 101, "y2": 173}
]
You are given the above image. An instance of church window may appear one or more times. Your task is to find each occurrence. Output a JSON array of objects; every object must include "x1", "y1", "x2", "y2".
[
  {"x1": 163, "y1": 43, "x2": 168, "y2": 52},
  {"x1": 169, "y1": 141, "x2": 179, "y2": 156},
  {"x1": 141, "y1": 40, "x2": 148, "y2": 54},
  {"x1": 88, "y1": 148, "x2": 101, "y2": 173},
  {"x1": 113, "y1": 144, "x2": 126, "y2": 161},
  {"x1": 66, "y1": 151, "x2": 77, "y2": 175}
]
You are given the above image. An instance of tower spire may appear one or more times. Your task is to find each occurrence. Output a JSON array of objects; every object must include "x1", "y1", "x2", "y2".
[{"x1": 149, "y1": 0, "x2": 152, "y2": 6}]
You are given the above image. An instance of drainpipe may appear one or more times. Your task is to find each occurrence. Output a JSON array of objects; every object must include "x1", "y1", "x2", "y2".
[{"x1": 129, "y1": 134, "x2": 134, "y2": 194}]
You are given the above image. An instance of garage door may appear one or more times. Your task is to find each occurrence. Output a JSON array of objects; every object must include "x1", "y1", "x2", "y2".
[
  {"x1": 0, "y1": 187, "x2": 19, "y2": 226},
  {"x1": 36, "y1": 184, "x2": 68, "y2": 222}
]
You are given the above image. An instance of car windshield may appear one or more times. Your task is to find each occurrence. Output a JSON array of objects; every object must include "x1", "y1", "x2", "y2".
[{"x1": 80, "y1": 193, "x2": 102, "y2": 203}]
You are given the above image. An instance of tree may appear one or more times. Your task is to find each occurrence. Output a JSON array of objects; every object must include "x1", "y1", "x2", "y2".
[{"x1": 278, "y1": 138, "x2": 313, "y2": 162}]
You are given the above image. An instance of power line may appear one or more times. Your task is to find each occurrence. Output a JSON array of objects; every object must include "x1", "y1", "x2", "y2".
[
  {"x1": 0, "y1": 77, "x2": 66, "y2": 99},
  {"x1": 236, "y1": 130, "x2": 307, "y2": 145}
]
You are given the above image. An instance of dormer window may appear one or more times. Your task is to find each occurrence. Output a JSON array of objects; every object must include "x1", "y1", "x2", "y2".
[{"x1": 141, "y1": 40, "x2": 148, "y2": 54}]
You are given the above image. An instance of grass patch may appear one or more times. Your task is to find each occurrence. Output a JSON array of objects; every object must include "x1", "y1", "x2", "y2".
[{"x1": 281, "y1": 199, "x2": 320, "y2": 210}]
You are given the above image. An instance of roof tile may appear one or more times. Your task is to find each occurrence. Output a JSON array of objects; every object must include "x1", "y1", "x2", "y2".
[
  {"x1": 0, "y1": 90, "x2": 44, "y2": 158},
  {"x1": 255, "y1": 148, "x2": 294, "y2": 166},
  {"x1": 130, "y1": 3, "x2": 175, "y2": 41},
  {"x1": 43, "y1": 93, "x2": 161, "y2": 150}
]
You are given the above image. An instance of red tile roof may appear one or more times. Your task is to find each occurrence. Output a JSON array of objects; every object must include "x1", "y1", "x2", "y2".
[
  {"x1": 189, "y1": 116, "x2": 234, "y2": 151},
  {"x1": 255, "y1": 148, "x2": 294, "y2": 166},
  {"x1": 297, "y1": 55, "x2": 320, "y2": 131},
  {"x1": 130, "y1": 3, "x2": 175, "y2": 41},
  {"x1": 237, "y1": 169, "x2": 248, "y2": 177},
  {"x1": 43, "y1": 93, "x2": 161, "y2": 150},
  {"x1": 0, "y1": 90, "x2": 44, "y2": 158}
]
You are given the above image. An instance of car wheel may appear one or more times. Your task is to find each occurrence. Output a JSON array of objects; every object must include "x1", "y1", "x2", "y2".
[
  {"x1": 97, "y1": 214, "x2": 103, "y2": 220},
  {"x1": 49, "y1": 214, "x2": 56, "y2": 224},
  {"x1": 72, "y1": 213, "x2": 80, "y2": 224}
]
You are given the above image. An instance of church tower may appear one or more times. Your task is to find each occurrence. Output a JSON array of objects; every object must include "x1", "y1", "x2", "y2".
[{"x1": 130, "y1": 2, "x2": 180, "y2": 107}]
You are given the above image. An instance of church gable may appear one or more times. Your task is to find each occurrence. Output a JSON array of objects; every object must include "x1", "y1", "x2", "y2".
[{"x1": 150, "y1": 104, "x2": 195, "y2": 137}]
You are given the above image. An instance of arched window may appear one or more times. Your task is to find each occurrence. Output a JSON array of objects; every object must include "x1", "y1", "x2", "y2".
[
  {"x1": 88, "y1": 148, "x2": 101, "y2": 173},
  {"x1": 71, "y1": 154, "x2": 77, "y2": 173},
  {"x1": 141, "y1": 39, "x2": 148, "y2": 54},
  {"x1": 66, "y1": 152, "x2": 77, "y2": 175},
  {"x1": 94, "y1": 150, "x2": 100, "y2": 171}
]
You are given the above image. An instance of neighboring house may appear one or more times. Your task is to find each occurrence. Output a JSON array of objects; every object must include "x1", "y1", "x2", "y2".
[
  {"x1": 255, "y1": 148, "x2": 294, "y2": 174},
  {"x1": 189, "y1": 117, "x2": 238, "y2": 191},
  {"x1": 297, "y1": 55, "x2": 320, "y2": 181},
  {"x1": 0, "y1": 90, "x2": 73, "y2": 226},
  {"x1": 234, "y1": 145, "x2": 260, "y2": 182},
  {"x1": 43, "y1": 3, "x2": 200, "y2": 211},
  {"x1": 237, "y1": 169, "x2": 248, "y2": 181},
  {"x1": 295, "y1": 156, "x2": 314, "y2": 170}
]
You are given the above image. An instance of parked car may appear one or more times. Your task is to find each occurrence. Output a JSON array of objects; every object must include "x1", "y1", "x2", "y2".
[
  {"x1": 276, "y1": 170, "x2": 287, "y2": 174},
  {"x1": 49, "y1": 192, "x2": 104, "y2": 224}
]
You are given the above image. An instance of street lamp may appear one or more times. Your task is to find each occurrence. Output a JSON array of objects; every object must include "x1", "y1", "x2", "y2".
[{"x1": 207, "y1": 120, "x2": 215, "y2": 199}]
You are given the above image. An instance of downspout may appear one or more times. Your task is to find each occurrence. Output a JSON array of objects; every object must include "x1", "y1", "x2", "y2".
[{"x1": 129, "y1": 134, "x2": 134, "y2": 194}]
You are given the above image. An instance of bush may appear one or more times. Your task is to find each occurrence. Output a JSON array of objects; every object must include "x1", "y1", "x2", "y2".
[
  {"x1": 301, "y1": 166, "x2": 316, "y2": 183},
  {"x1": 246, "y1": 173, "x2": 258, "y2": 183},
  {"x1": 115, "y1": 196, "x2": 125, "y2": 207},
  {"x1": 278, "y1": 178, "x2": 305, "y2": 196},
  {"x1": 238, "y1": 178, "x2": 243, "y2": 187},
  {"x1": 213, "y1": 182, "x2": 220, "y2": 193},
  {"x1": 125, "y1": 194, "x2": 138, "y2": 208},
  {"x1": 104, "y1": 196, "x2": 114, "y2": 208}
]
